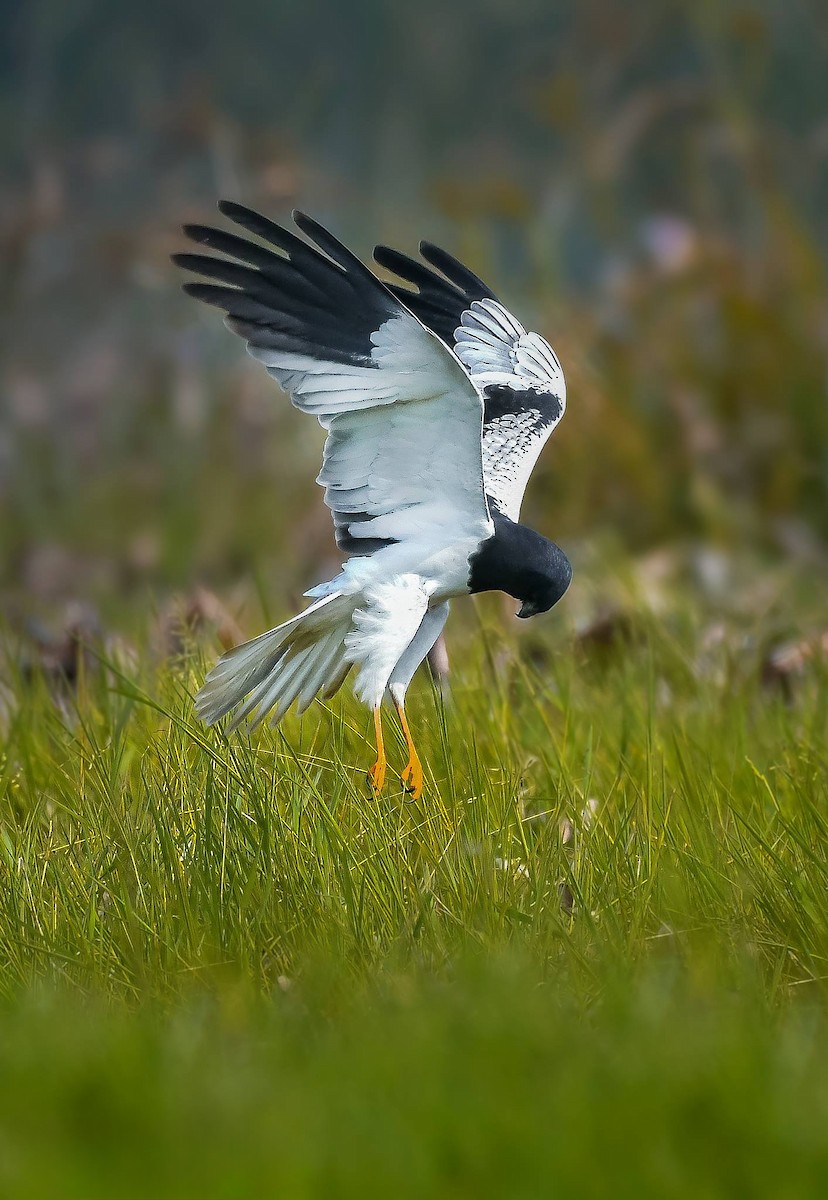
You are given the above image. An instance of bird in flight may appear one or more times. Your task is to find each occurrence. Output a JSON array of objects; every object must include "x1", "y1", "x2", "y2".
[{"x1": 175, "y1": 205, "x2": 570, "y2": 799}]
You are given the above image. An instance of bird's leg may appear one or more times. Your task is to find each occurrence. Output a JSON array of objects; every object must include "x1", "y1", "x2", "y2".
[
  {"x1": 368, "y1": 706, "x2": 387, "y2": 794},
  {"x1": 393, "y1": 698, "x2": 424, "y2": 801}
]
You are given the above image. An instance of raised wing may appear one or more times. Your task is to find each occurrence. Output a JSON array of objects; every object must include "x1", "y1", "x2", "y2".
[
  {"x1": 175, "y1": 205, "x2": 492, "y2": 556},
  {"x1": 374, "y1": 241, "x2": 566, "y2": 521}
]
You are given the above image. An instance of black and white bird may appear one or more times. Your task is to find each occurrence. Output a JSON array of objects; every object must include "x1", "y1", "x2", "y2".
[{"x1": 175, "y1": 205, "x2": 571, "y2": 798}]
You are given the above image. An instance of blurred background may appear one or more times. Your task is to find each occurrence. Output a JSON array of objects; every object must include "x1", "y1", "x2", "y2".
[{"x1": 2, "y1": 0, "x2": 827, "y2": 648}]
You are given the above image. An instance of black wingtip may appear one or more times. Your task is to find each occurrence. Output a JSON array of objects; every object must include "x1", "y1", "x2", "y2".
[
  {"x1": 418, "y1": 240, "x2": 497, "y2": 300},
  {"x1": 419, "y1": 240, "x2": 452, "y2": 262},
  {"x1": 372, "y1": 245, "x2": 395, "y2": 267},
  {"x1": 290, "y1": 210, "x2": 378, "y2": 280},
  {"x1": 418, "y1": 240, "x2": 452, "y2": 272},
  {"x1": 291, "y1": 209, "x2": 321, "y2": 238},
  {"x1": 181, "y1": 222, "x2": 225, "y2": 249},
  {"x1": 217, "y1": 198, "x2": 251, "y2": 222},
  {"x1": 216, "y1": 202, "x2": 328, "y2": 250}
]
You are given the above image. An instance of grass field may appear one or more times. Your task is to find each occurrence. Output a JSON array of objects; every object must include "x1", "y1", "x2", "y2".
[{"x1": 2, "y1": 561, "x2": 828, "y2": 1198}]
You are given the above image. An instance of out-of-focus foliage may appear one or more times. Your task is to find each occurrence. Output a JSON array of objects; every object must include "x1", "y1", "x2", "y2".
[{"x1": 1, "y1": 0, "x2": 826, "y2": 620}]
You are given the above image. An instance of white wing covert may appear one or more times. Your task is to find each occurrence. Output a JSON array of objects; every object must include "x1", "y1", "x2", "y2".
[{"x1": 453, "y1": 298, "x2": 565, "y2": 521}]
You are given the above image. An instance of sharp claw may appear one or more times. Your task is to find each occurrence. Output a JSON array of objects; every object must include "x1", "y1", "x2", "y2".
[
  {"x1": 400, "y1": 758, "x2": 424, "y2": 801},
  {"x1": 368, "y1": 760, "x2": 386, "y2": 794},
  {"x1": 393, "y1": 699, "x2": 424, "y2": 801}
]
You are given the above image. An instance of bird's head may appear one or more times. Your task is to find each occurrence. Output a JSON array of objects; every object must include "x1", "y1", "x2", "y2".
[
  {"x1": 515, "y1": 540, "x2": 572, "y2": 619},
  {"x1": 468, "y1": 517, "x2": 572, "y2": 618}
]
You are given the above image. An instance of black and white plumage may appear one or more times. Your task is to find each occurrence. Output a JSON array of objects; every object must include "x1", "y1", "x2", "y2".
[
  {"x1": 374, "y1": 241, "x2": 566, "y2": 523},
  {"x1": 175, "y1": 205, "x2": 571, "y2": 796}
]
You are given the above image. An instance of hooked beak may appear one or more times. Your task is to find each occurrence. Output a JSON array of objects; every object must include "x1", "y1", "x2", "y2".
[{"x1": 517, "y1": 600, "x2": 539, "y2": 620}]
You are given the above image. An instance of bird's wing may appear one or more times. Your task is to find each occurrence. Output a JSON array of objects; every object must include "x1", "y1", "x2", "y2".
[
  {"x1": 374, "y1": 241, "x2": 566, "y2": 522},
  {"x1": 175, "y1": 205, "x2": 493, "y2": 556}
]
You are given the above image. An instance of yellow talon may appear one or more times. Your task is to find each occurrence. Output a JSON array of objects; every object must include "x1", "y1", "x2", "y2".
[
  {"x1": 394, "y1": 699, "x2": 424, "y2": 801},
  {"x1": 367, "y1": 707, "x2": 386, "y2": 794},
  {"x1": 401, "y1": 754, "x2": 424, "y2": 801}
]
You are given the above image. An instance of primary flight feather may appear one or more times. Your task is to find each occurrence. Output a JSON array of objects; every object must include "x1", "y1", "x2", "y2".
[{"x1": 175, "y1": 205, "x2": 571, "y2": 797}]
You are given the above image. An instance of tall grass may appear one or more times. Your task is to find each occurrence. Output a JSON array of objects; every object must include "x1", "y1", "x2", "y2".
[
  {"x1": 2, "y1": 593, "x2": 828, "y2": 1194},
  {"x1": 3, "y1": 604, "x2": 826, "y2": 1000}
]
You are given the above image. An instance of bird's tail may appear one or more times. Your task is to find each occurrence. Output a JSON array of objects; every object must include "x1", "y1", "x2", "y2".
[{"x1": 194, "y1": 592, "x2": 356, "y2": 730}]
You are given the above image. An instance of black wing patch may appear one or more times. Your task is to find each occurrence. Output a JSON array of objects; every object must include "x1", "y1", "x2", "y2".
[
  {"x1": 175, "y1": 206, "x2": 409, "y2": 555},
  {"x1": 375, "y1": 240, "x2": 567, "y2": 520},
  {"x1": 483, "y1": 384, "x2": 563, "y2": 427},
  {"x1": 175, "y1": 207, "x2": 494, "y2": 559},
  {"x1": 373, "y1": 241, "x2": 499, "y2": 346},
  {"x1": 175, "y1": 203, "x2": 398, "y2": 367}
]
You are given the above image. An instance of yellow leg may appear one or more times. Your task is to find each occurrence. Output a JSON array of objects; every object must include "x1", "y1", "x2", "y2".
[
  {"x1": 393, "y1": 699, "x2": 424, "y2": 801},
  {"x1": 368, "y1": 706, "x2": 386, "y2": 794}
]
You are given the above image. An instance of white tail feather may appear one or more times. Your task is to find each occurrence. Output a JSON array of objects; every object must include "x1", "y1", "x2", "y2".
[
  {"x1": 195, "y1": 592, "x2": 355, "y2": 729},
  {"x1": 295, "y1": 630, "x2": 343, "y2": 715}
]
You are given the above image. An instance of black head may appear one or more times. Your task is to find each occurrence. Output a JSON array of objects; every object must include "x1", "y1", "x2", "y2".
[
  {"x1": 514, "y1": 539, "x2": 572, "y2": 619},
  {"x1": 468, "y1": 517, "x2": 572, "y2": 619}
]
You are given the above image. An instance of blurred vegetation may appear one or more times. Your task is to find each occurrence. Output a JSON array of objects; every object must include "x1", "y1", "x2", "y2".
[{"x1": 1, "y1": 0, "x2": 827, "y2": 627}]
